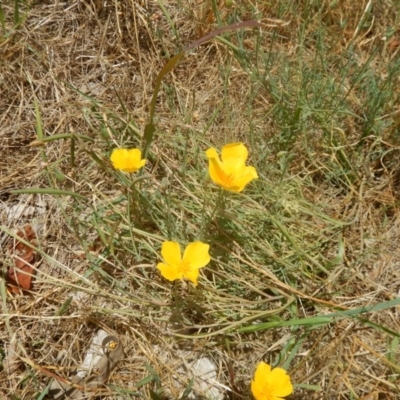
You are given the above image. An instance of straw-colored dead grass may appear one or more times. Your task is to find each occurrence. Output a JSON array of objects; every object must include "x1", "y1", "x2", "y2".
[{"x1": 1, "y1": 1, "x2": 400, "y2": 399}]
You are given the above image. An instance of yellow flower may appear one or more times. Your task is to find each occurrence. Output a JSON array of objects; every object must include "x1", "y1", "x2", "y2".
[
  {"x1": 157, "y1": 241, "x2": 210, "y2": 286},
  {"x1": 110, "y1": 148, "x2": 146, "y2": 173},
  {"x1": 206, "y1": 143, "x2": 258, "y2": 193},
  {"x1": 251, "y1": 362, "x2": 293, "y2": 400}
]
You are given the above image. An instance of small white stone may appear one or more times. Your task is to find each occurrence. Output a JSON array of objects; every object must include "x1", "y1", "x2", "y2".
[{"x1": 76, "y1": 329, "x2": 109, "y2": 379}]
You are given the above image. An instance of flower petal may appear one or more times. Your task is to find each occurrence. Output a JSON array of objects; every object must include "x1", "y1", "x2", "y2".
[
  {"x1": 157, "y1": 262, "x2": 182, "y2": 282},
  {"x1": 128, "y1": 148, "x2": 141, "y2": 161},
  {"x1": 206, "y1": 147, "x2": 220, "y2": 162},
  {"x1": 251, "y1": 362, "x2": 293, "y2": 400},
  {"x1": 221, "y1": 142, "x2": 248, "y2": 174},
  {"x1": 251, "y1": 362, "x2": 272, "y2": 400},
  {"x1": 110, "y1": 148, "x2": 129, "y2": 170},
  {"x1": 221, "y1": 142, "x2": 248, "y2": 163},
  {"x1": 206, "y1": 148, "x2": 228, "y2": 188},
  {"x1": 183, "y1": 242, "x2": 211, "y2": 270},
  {"x1": 254, "y1": 361, "x2": 272, "y2": 384},
  {"x1": 125, "y1": 149, "x2": 145, "y2": 172},
  {"x1": 225, "y1": 185, "x2": 244, "y2": 193},
  {"x1": 251, "y1": 379, "x2": 264, "y2": 400},
  {"x1": 268, "y1": 367, "x2": 293, "y2": 397},
  {"x1": 182, "y1": 267, "x2": 200, "y2": 286},
  {"x1": 233, "y1": 166, "x2": 259, "y2": 192},
  {"x1": 207, "y1": 143, "x2": 258, "y2": 192},
  {"x1": 110, "y1": 148, "x2": 146, "y2": 173},
  {"x1": 161, "y1": 241, "x2": 182, "y2": 267}
]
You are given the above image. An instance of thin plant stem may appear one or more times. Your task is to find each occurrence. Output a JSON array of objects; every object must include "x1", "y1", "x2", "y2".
[{"x1": 200, "y1": 188, "x2": 228, "y2": 240}]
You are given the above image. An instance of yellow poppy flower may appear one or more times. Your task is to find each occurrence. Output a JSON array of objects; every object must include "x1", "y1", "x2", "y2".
[
  {"x1": 251, "y1": 362, "x2": 293, "y2": 400},
  {"x1": 110, "y1": 148, "x2": 146, "y2": 173},
  {"x1": 157, "y1": 241, "x2": 211, "y2": 286},
  {"x1": 206, "y1": 143, "x2": 258, "y2": 192}
]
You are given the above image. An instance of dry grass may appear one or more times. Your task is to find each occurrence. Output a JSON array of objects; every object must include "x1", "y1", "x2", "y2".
[{"x1": 1, "y1": 0, "x2": 400, "y2": 399}]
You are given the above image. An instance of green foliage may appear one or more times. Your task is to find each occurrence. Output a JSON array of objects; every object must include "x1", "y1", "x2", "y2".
[{"x1": 0, "y1": 0, "x2": 28, "y2": 40}]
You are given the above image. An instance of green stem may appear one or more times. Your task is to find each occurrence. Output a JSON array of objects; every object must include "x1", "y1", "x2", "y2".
[{"x1": 200, "y1": 189, "x2": 227, "y2": 240}]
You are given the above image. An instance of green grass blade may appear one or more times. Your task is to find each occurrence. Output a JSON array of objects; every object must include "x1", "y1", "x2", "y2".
[
  {"x1": 10, "y1": 188, "x2": 87, "y2": 200},
  {"x1": 0, "y1": 4, "x2": 5, "y2": 30}
]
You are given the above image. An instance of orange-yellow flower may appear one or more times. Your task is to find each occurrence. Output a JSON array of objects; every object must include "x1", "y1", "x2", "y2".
[
  {"x1": 251, "y1": 362, "x2": 293, "y2": 400},
  {"x1": 110, "y1": 148, "x2": 146, "y2": 173},
  {"x1": 157, "y1": 241, "x2": 210, "y2": 286},
  {"x1": 206, "y1": 143, "x2": 258, "y2": 192}
]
